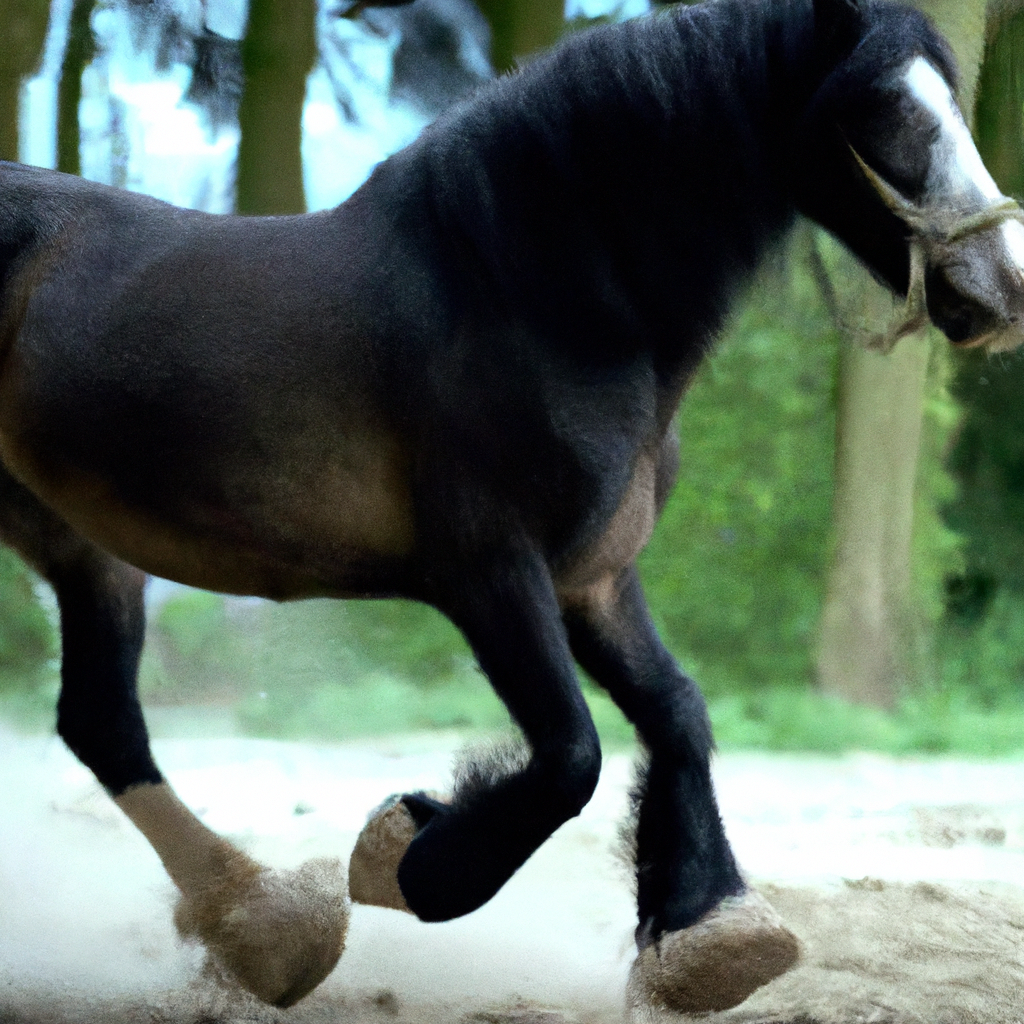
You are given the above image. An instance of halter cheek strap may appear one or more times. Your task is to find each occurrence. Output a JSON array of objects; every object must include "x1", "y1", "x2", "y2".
[{"x1": 850, "y1": 147, "x2": 1024, "y2": 353}]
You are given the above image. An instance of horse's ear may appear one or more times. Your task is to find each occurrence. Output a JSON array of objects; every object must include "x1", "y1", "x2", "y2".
[{"x1": 813, "y1": 0, "x2": 865, "y2": 58}]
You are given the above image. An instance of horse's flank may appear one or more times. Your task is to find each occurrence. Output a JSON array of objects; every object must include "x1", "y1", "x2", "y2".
[{"x1": 0, "y1": 169, "x2": 420, "y2": 598}]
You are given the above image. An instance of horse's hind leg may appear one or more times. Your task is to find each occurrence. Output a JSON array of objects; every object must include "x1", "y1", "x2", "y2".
[
  {"x1": 351, "y1": 545, "x2": 602, "y2": 921},
  {"x1": 562, "y1": 566, "x2": 799, "y2": 1015},
  {"x1": 0, "y1": 468, "x2": 347, "y2": 1007}
]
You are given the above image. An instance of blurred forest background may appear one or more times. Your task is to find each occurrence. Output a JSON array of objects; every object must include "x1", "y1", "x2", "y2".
[{"x1": 0, "y1": 0, "x2": 1023, "y2": 753}]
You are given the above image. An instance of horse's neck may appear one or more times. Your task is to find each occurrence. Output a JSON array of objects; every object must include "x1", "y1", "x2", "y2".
[{"x1": 413, "y1": 0, "x2": 816, "y2": 362}]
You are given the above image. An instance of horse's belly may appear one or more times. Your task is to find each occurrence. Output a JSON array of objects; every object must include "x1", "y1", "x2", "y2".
[{"x1": 0, "y1": 423, "x2": 417, "y2": 599}]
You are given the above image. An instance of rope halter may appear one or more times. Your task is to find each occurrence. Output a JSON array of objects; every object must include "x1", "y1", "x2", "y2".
[{"x1": 850, "y1": 146, "x2": 1024, "y2": 353}]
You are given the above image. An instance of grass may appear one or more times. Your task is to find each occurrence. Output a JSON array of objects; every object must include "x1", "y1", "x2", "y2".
[
  {"x1": 6, "y1": 602, "x2": 1024, "y2": 757},
  {"x1": 233, "y1": 678, "x2": 1024, "y2": 757},
  {"x1": 10, "y1": 669, "x2": 1024, "y2": 759},
  {"x1": 708, "y1": 685, "x2": 1024, "y2": 757}
]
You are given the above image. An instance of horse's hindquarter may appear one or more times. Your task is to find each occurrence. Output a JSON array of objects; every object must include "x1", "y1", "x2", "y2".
[{"x1": 0, "y1": 173, "x2": 416, "y2": 598}]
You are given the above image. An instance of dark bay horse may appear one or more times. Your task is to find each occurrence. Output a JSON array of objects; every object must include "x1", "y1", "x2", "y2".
[{"x1": 2, "y1": 0, "x2": 1023, "y2": 1013}]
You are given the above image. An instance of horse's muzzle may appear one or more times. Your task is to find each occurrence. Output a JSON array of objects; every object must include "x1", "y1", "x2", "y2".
[
  {"x1": 925, "y1": 227, "x2": 1024, "y2": 353},
  {"x1": 848, "y1": 147, "x2": 1024, "y2": 353}
]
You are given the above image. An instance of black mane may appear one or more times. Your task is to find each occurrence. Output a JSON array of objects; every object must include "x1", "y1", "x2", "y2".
[{"x1": 354, "y1": 0, "x2": 955, "y2": 369}]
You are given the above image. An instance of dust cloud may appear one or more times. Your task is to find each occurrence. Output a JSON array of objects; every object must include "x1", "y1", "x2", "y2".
[{"x1": 3, "y1": 724, "x2": 1024, "y2": 1023}]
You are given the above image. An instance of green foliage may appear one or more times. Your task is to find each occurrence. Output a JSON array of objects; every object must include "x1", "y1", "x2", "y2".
[
  {"x1": 936, "y1": 586, "x2": 1024, "y2": 702},
  {"x1": 137, "y1": 581, "x2": 1024, "y2": 752},
  {"x1": 139, "y1": 592, "x2": 488, "y2": 729},
  {"x1": 710, "y1": 683, "x2": 1024, "y2": 756},
  {"x1": 140, "y1": 588, "x2": 237, "y2": 704},
  {"x1": 135, "y1": 588, "x2": 645, "y2": 745},
  {"x1": 942, "y1": 343, "x2": 1024, "y2": 730},
  {"x1": 640, "y1": 237, "x2": 838, "y2": 696},
  {"x1": 911, "y1": 335, "x2": 965, "y2": 629},
  {"x1": 237, "y1": 598, "x2": 479, "y2": 696},
  {"x1": 945, "y1": 346, "x2": 1024, "y2": 596},
  {"x1": 321, "y1": 600, "x2": 478, "y2": 687},
  {"x1": 237, "y1": 671, "x2": 508, "y2": 740},
  {"x1": 142, "y1": 589, "x2": 478, "y2": 705},
  {"x1": 974, "y1": 4, "x2": 1024, "y2": 199},
  {"x1": 155, "y1": 589, "x2": 225, "y2": 659},
  {"x1": 0, "y1": 548, "x2": 55, "y2": 691}
]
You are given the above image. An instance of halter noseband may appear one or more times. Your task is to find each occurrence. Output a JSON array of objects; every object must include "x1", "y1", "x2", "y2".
[{"x1": 850, "y1": 147, "x2": 1024, "y2": 352}]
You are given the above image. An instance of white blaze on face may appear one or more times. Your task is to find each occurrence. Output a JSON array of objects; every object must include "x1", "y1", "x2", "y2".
[{"x1": 904, "y1": 56, "x2": 1024, "y2": 279}]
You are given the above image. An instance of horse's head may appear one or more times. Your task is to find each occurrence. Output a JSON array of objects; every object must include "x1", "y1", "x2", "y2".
[{"x1": 792, "y1": 0, "x2": 1024, "y2": 352}]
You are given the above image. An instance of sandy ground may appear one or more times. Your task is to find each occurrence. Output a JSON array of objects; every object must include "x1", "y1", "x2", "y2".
[{"x1": 2, "y1": 722, "x2": 1024, "y2": 1023}]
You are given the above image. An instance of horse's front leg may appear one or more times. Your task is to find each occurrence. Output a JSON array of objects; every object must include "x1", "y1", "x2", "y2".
[
  {"x1": 0, "y1": 471, "x2": 348, "y2": 1007},
  {"x1": 562, "y1": 566, "x2": 800, "y2": 1016},
  {"x1": 351, "y1": 545, "x2": 602, "y2": 921}
]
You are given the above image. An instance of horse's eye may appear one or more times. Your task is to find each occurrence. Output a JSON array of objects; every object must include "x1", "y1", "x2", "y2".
[{"x1": 851, "y1": 97, "x2": 935, "y2": 202}]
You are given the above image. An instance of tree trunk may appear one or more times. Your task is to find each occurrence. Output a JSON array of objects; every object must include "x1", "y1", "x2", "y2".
[
  {"x1": 0, "y1": 0, "x2": 50, "y2": 163},
  {"x1": 475, "y1": 0, "x2": 564, "y2": 74},
  {"x1": 816, "y1": 266, "x2": 932, "y2": 707},
  {"x1": 815, "y1": 0, "x2": 988, "y2": 708},
  {"x1": 56, "y1": 0, "x2": 95, "y2": 177},
  {"x1": 235, "y1": 0, "x2": 317, "y2": 215}
]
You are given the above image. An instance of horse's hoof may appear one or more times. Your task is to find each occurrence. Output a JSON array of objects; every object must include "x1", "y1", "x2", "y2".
[
  {"x1": 174, "y1": 855, "x2": 349, "y2": 1007},
  {"x1": 349, "y1": 792, "x2": 446, "y2": 912},
  {"x1": 627, "y1": 889, "x2": 800, "y2": 1016}
]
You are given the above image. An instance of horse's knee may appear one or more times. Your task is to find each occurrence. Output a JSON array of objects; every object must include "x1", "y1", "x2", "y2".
[
  {"x1": 52, "y1": 556, "x2": 157, "y2": 794},
  {"x1": 392, "y1": 724, "x2": 601, "y2": 922},
  {"x1": 634, "y1": 671, "x2": 714, "y2": 766},
  {"x1": 56, "y1": 687, "x2": 159, "y2": 793},
  {"x1": 536, "y1": 726, "x2": 602, "y2": 820}
]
